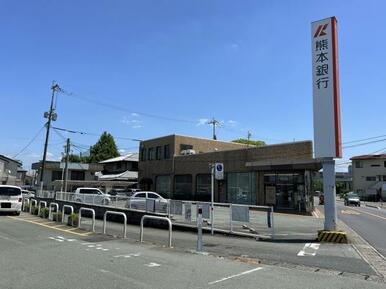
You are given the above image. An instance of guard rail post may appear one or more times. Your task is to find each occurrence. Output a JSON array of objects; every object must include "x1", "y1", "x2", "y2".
[
  {"x1": 140, "y1": 215, "x2": 172, "y2": 248},
  {"x1": 38, "y1": 201, "x2": 47, "y2": 216},
  {"x1": 79, "y1": 207, "x2": 96, "y2": 232},
  {"x1": 49, "y1": 202, "x2": 59, "y2": 220},
  {"x1": 62, "y1": 205, "x2": 74, "y2": 224},
  {"x1": 30, "y1": 199, "x2": 37, "y2": 214},
  {"x1": 103, "y1": 211, "x2": 127, "y2": 238}
]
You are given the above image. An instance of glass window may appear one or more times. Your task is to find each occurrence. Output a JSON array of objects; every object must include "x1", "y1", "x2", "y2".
[
  {"x1": 0, "y1": 187, "x2": 21, "y2": 196},
  {"x1": 156, "y1": 175, "x2": 171, "y2": 198},
  {"x1": 51, "y1": 170, "x2": 63, "y2": 181},
  {"x1": 148, "y1": 193, "x2": 160, "y2": 199},
  {"x1": 71, "y1": 171, "x2": 85, "y2": 180},
  {"x1": 355, "y1": 161, "x2": 363, "y2": 168},
  {"x1": 366, "y1": 176, "x2": 376, "y2": 181},
  {"x1": 140, "y1": 147, "x2": 146, "y2": 161},
  {"x1": 174, "y1": 175, "x2": 192, "y2": 200},
  {"x1": 180, "y1": 144, "x2": 193, "y2": 151},
  {"x1": 156, "y1": 146, "x2": 162, "y2": 160},
  {"x1": 196, "y1": 174, "x2": 211, "y2": 201},
  {"x1": 164, "y1": 145, "x2": 170, "y2": 159},
  {"x1": 147, "y1": 148, "x2": 155, "y2": 160},
  {"x1": 227, "y1": 172, "x2": 256, "y2": 205},
  {"x1": 135, "y1": 193, "x2": 146, "y2": 198}
]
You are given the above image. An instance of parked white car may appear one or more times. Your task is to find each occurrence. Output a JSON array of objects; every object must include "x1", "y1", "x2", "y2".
[
  {"x1": 0, "y1": 185, "x2": 22, "y2": 215},
  {"x1": 126, "y1": 191, "x2": 168, "y2": 211},
  {"x1": 73, "y1": 187, "x2": 111, "y2": 205}
]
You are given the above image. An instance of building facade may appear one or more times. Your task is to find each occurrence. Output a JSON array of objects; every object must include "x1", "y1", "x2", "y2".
[
  {"x1": 0, "y1": 154, "x2": 23, "y2": 185},
  {"x1": 32, "y1": 161, "x2": 103, "y2": 191},
  {"x1": 97, "y1": 153, "x2": 139, "y2": 188},
  {"x1": 350, "y1": 154, "x2": 386, "y2": 201},
  {"x1": 138, "y1": 135, "x2": 321, "y2": 213}
]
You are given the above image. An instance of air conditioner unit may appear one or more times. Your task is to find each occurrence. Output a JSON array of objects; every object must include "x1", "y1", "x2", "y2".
[{"x1": 180, "y1": 149, "x2": 196, "y2": 155}]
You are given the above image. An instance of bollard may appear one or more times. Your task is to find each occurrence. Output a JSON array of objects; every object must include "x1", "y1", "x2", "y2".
[{"x1": 197, "y1": 205, "x2": 203, "y2": 252}]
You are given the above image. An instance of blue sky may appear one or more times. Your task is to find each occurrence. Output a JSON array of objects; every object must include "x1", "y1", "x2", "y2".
[{"x1": 1, "y1": 0, "x2": 385, "y2": 171}]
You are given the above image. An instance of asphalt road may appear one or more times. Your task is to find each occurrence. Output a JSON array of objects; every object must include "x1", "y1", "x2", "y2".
[
  {"x1": 337, "y1": 202, "x2": 386, "y2": 258},
  {"x1": 0, "y1": 214, "x2": 384, "y2": 289}
]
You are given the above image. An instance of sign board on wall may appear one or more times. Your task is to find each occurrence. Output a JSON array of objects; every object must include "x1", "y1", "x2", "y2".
[
  {"x1": 312, "y1": 17, "x2": 342, "y2": 158},
  {"x1": 265, "y1": 186, "x2": 276, "y2": 205},
  {"x1": 214, "y1": 163, "x2": 224, "y2": 180}
]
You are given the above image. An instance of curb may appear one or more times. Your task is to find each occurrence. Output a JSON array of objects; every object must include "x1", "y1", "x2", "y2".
[
  {"x1": 365, "y1": 204, "x2": 380, "y2": 209},
  {"x1": 317, "y1": 230, "x2": 348, "y2": 243}
]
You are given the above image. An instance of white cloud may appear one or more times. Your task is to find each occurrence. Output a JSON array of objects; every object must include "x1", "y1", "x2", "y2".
[
  {"x1": 196, "y1": 118, "x2": 209, "y2": 126},
  {"x1": 131, "y1": 112, "x2": 139, "y2": 117},
  {"x1": 227, "y1": 120, "x2": 238, "y2": 127},
  {"x1": 118, "y1": 149, "x2": 126, "y2": 154},
  {"x1": 132, "y1": 125, "x2": 143, "y2": 129},
  {"x1": 121, "y1": 116, "x2": 144, "y2": 129}
]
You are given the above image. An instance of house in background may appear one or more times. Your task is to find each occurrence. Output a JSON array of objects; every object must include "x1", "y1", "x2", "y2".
[
  {"x1": 97, "y1": 153, "x2": 139, "y2": 188},
  {"x1": 32, "y1": 161, "x2": 104, "y2": 191},
  {"x1": 0, "y1": 154, "x2": 23, "y2": 185},
  {"x1": 350, "y1": 154, "x2": 386, "y2": 201}
]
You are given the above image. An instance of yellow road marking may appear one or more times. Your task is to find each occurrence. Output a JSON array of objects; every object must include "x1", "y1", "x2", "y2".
[
  {"x1": 7, "y1": 216, "x2": 92, "y2": 236},
  {"x1": 348, "y1": 207, "x2": 386, "y2": 221}
]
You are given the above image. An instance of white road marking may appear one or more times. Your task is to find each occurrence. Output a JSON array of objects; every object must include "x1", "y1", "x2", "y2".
[
  {"x1": 102, "y1": 248, "x2": 109, "y2": 251},
  {"x1": 208, "y1": 267, "x2": 263, "y2": 285},
  {"x1": 297, "y1": 243, "x2": 320, "y2": 256},
  {"x1": 114, "y1": 253, "x2": 141, "y2": 258},
  {"x1": 145, "y1": 262, "x2": 161, "y2": 267}
]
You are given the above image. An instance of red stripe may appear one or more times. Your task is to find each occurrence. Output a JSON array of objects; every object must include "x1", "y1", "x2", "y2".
[
  {"x1": 314, "y1": 25, "x2": 322, "y2": 38},
  {"x1": 331, "y1": 17, "x2": 342, "y2": 158}
]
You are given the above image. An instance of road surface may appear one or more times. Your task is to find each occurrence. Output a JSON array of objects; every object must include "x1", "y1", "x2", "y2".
[
  {"x1": 337, "y1": 202, "x2": 386, "y2": 258},
  {"x1": 0, "y1": 213, "x2": 384, "y2": 289}
]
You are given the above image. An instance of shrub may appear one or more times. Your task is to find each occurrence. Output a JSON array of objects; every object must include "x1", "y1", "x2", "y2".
[
  {"x1": 68, "y1": 213, "x2": 79, "y2": 227},
  {"x1": 30, "y1": 206, "x2": 39, "y2": 215},
  {"x1": 23, "y1": 203, "x2": 30, "y2": 212},
  {"x1": 52, "y1": 211, "x2": 62, "y2": 222},
  {"x1": 39, "y1": 207, "x2": 49, "y2": 218}
]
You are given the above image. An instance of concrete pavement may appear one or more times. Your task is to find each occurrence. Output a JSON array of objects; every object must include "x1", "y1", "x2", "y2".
[{"x1": 0, "y1": 214, "x2": 385, "y2": 289}]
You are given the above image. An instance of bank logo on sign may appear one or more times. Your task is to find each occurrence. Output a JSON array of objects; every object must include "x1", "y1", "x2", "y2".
[
  {"x1": 214, "y1": 163, "x2": 224, "y2": 180},
  {"x1": 314, "y1": 23, "x2": 328, "y2": 38}
]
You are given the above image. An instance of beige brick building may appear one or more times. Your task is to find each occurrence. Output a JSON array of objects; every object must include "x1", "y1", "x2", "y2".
[
  {"x1": 139, "y1": 135, "x2": 321, "y2": 213},
  {"x1": 350, "y1": 154, "x2": 386, "y2": 201}
]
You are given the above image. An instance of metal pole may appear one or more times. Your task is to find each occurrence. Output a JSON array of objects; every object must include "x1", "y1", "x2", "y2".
[
  {"x1": 210, "y1": 165, "x2": 214, "y2": 235},
  {"x1": 40, "y1": 83, "x2": 59, "y2": 190},
  {"x1": 63, "y1": 138, "x2": 70, "y2": 193},
  {"x1": 323, "y1": 158, "x2": 337, "y2": 231},
  {"x1": 197, "y1": 205, "x2": 203, "y2": 251}
]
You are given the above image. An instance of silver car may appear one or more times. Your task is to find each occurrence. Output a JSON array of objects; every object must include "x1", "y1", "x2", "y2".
[
  {"x1": 0, "y1": 185, "x2": 22, "y2": 215},
  {"x1": 74, "y1": 188, "x2": 111, "y2": 206},
  {"x1": 126, "y1": 191, "x2": 168, "y2": 212}
]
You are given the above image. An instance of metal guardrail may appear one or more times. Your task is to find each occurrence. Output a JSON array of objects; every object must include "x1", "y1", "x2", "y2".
[
  {"x1": 140, "y1": 215, "x2": 172, "y2": 248},
  {"x1": 103, "y1": 211, "x2": 127, "y2": 238},
  {"x1": 38, "y1": 201, "x2": 47, "y2": 216},
  {"x1": 49, "y1": 202, "x2": 59, "y2": 220},
  {"x1": 79, "y1": 207, "x2": 96, "y2": 232},
  {"x1": 29, "y1": 199, "x2": 37, "y2": 214},
  {"x1": 55, "y1": 192, "x2": 275, "y2": 237},
  {"x1": 62, "y1": 205, "x2": 74, "y2": 224}
]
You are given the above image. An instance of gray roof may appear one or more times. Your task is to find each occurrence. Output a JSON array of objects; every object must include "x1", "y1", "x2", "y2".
[{"x1": 99, "y1": 153, "x2": 139, "y2": 164}]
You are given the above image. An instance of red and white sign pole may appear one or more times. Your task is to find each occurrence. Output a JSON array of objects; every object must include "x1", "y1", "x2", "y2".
[{"x1": 312, "y1": 17, "x2": 342, "y2": 231}]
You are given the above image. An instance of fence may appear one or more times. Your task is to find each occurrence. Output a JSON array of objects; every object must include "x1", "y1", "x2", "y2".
[
  {"x1": 55, "y1": 192, "x2": 274, "y2": 237},
  {"x1": 35, "y1": 190, "x2": 56, "y2": 199}
]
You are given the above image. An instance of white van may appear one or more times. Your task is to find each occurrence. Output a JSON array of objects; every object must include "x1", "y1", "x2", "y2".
[{"x1": 0, "y1": 185, "x2": 22, "y2": 215}]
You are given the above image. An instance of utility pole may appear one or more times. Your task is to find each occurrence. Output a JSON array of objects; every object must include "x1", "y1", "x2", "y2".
[
  {"x1": 39, "y1": 82, "x2": 60, "y2": 192},
  {"x1": 63, "y1": 138, "x2": 70, "y2": 193},
  {"x1": 247, "y1": 131, "x2": 252, "y2": 147},
  {"x1": 207, "y1": 118, "x2": 220, "y2": 140}
]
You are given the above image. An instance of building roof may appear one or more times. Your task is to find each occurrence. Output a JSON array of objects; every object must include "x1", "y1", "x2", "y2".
[
  {"x1": 99, "y1": 153, "x2": 139, "y2": 164},
  {"x1": 350, "y1": 154, "x2": 386, "y2": 160},
  {"x1": 141, "y1": 134, "x2": 248, "y2": 146},
  {"x1": 95, "y1": 170, "x2": 138, "y2": 181},
  {"x1": 0, "y1": 154, "x2": 22, "y2": 166}
]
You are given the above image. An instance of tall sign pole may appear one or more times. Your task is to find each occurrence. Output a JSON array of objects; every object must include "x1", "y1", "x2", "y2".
[{"x1": 311, "y1": 17, "x2": 342, "y2": 231}]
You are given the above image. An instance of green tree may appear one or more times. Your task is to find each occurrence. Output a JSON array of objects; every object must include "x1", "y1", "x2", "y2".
[
  {"x1": 232, "y1": 138, "x2": 266, "y2": 147},
  {"x1": 88, "y1": 132, "x2": 119, "y2": 163}
]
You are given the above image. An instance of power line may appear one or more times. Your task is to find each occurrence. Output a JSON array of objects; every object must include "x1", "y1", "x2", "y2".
[
  {"x1": 343, "y1": 138, "x2": 386, "y2": 149},
  {"x1": 343, "y1": 134, "x2": 386, "y2": 145},
  {"x1": 67, "y1": 92, "x2": 196, "y2": 124},
  {"x1": 52, "y1": 126, "x2": 142, "y2": 142},
  {"x1": 13, "y1": 125, "x2": 46, "y2": 158}
]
